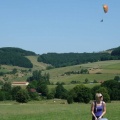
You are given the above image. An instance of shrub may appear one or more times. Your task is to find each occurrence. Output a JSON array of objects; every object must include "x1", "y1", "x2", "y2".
[
  {"x1": 72, "y1": 84, "x2": 92, "y2": 103},
  {"x1": 16, "y1": 89, "x2": 30, "y2": 103},
  {"x1": 67, "y1": 95, "x2": 73, "y2": 104}
]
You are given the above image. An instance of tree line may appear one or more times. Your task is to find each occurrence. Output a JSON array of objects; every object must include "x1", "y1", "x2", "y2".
[
  {"x1": 38, "y1": 46, "x2": 120, "y2": 68},
  {"x1": 0, "y1": 46, "x2": 120, "y2": 68}
]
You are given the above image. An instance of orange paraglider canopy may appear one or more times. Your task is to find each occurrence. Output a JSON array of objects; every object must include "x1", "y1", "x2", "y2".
[{"x1": 103, "y1": 4, "x2": 108, "y2": 13}]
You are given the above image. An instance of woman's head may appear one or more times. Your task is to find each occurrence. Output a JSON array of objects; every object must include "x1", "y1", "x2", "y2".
[{"x1": 95, "y1": 93, "x2": 103, "y2": 101}]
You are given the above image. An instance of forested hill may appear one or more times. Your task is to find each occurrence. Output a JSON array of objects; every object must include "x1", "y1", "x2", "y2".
[
  {"x1": 0, "y1": 46, "x2": 120, "y2": 68},
  {"x1": 0, "y1": 47, "x2": 36, "y2": 68},
  {"x1": 38, "y1": 46, "x2": 120, "y2": 68},
  {"x1": 0, "y1": 47, "x2": 36, "y2": 56}
]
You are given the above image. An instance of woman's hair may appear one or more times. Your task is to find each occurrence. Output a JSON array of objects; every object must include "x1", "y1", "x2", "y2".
[{"x1": 95, "y1": 93, "x2": 102, "y2": 99}]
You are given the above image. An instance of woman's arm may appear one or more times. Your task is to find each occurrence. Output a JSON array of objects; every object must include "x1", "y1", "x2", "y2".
[{"x1": 91, "y1": 102, "x2": 97, "y2": 120}]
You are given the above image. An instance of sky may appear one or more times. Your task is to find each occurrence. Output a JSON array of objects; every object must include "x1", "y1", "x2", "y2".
[{"x1": 0, "y1": 0, "x2": 120, "y2": 54}]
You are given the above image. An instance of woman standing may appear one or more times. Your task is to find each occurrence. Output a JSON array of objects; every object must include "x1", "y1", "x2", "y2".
[{"x1": 91, "y1": 93, "x2": 106, "y2": 120}]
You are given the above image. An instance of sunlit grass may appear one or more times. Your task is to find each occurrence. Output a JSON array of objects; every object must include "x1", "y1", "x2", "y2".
[{"x1": 0, "y1": 100, "x2": 119, "y2": 120}]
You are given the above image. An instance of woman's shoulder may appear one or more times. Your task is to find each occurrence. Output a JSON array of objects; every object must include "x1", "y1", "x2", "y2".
[
  {"x1": 102, "y1": 101, "x2": 106, "y2": 106},
  {"x1": 92, "y1": 100, "x2": 96, "y2": 103},
  {"x1": 102, "y1": 101, "x2": 106, "y2": 104},
  {"x1": 91, "y1": 100, "x2": 96, "y2": 105}
]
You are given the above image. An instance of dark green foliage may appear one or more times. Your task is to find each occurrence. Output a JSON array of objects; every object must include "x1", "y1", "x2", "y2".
[
  {"x1": 0, "y1": 47, "x2": 34, "y2": 68},
  {"x1": 72, "y1": 84, "x2": 92, "y2": 103},
  {"x1": 80, "y1": 69, "x2": 89, "y2": 74},
  {"x1": 27, "y1": 80, "x2": 38, "y2": 89},
  {"x1": 27, "y1": 70, "x2": 50, "y2": 86},
  {"x1": 71, "y1": 80, "x2": 81, "y2": 84},
  {"x1": 0, "y1": 81, "x2": 4, "y2": 85},
  {"x1": 114, "y1": 76, "x2": 120, "y2": 82},
  {"x1": 0, "y1": 47, "x2": 36, "y2": 56},
  {"x1": 93, "y1": 80, "x2": 98, "y2": 83},
  {"x1": 64, "y1": 69, "x2": 89, "y2": 75},
  {"x1": 11, "y1": 86, "x2": 22, "y2": 100},
  {"x1": 84, "y1": 78, "x2": 89, "y2": 84},
  {"x1": 47, "y1": 93, "x2": 55, "y2": 99},
  {"x1": 67, "y1": 91, "x2": 74, "y2": 104},
  {"x1": 16, "y1": 89, "x2": 30, "y2": 103},
  {"x1": 0, "y1": 72, "x2": 4, "y2": 76},
  {"x1": 0, "y1": 82, "x2": 12, "y2": 100},
  {"x1": 2, "y1": 82, "x2": 12, "y2": 92},
  {"x1": 37, "y1": 82, "x2": 48, "y2": 96},
  {"x1": 101, "y1": 80, "x2": 120, "y2": 100},
  {"x1": 38, "y1": 52, "x2": 113, "y2": 68},
  {"x1": 11, "y1": 68, "x2": 17, "y2": 74},
  {"x1": 111, "y1": 46, "x2": 120, "y2": 57},
  {"x1": 32, "y1": 70, "x2": 42, "y2": 81},
  {"x1": 55, "y1": 84, "x2": 68, "y2": 99},
  {"x1": 0, "y1": 91, "x2": 5, "y2": 101},
  {"x1": 27, "y1": 70, "x2": 50, "y2": 84},
  {"x1": 91, "y1": 85, "x2": 101, "y2": 99},
  {"x1": 42, "y1": 73, "x2": 50, "y2": 84},
  {"x1": 0, "y1": 91, "x2": 12, "y2": 101},
  {"x1": 46, "y1": 66, "x2": 55, "y2": 70},
  {"x1": 47, "y1": 88, "x2": 55, "y2": 99},
  {"x1": 4, "y1": 91, "x2": 12, "y2": 100},
  {"x1": 67, "y1": 95, "x2": 73, "y2": 104},
  {"x1": 96, "y1": 87, "x2": 110, "y2": 102},
  {"x1": 27, "y1": 70, "x2": 50, "y2": 98},
  {"x1": 28, "y1": 89, "x2": 39, "y2": 100}
]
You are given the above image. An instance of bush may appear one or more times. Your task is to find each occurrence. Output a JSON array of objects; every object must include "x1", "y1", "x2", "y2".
[
  {"x1": 16, "y1": 89, "x2": 30, "y2": 103},
  {"x1": 67, "y1": 95, "x2": 73, "y2": 104},
  {"x1": 96, "y1": 87, "x2": 110, "y2": 102},
  {"x1": 47, "y1": 93, "x2": 54, "y2": 99},
  {"x1": 72, "y1": 84, "x2": 92, "y2": 103},
  {"x1": 0, "y1": 91, "x2": 5, "y2": 101},
  {"x1": 55, "y1": 84, "x2": 68, "y2": 99}
]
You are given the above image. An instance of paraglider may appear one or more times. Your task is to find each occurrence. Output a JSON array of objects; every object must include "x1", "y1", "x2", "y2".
[
  {"x1": 100, "y1": 19, "x2": 103, "y2": 22},
  {"x1": 103, "y1": 4, "x2": 108, "y2": 13},
  {"x1": 100, "y1": 4, "x2": 108, "y2": 22}
]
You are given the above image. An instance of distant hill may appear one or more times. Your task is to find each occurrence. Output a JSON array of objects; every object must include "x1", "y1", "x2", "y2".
[
  {"x1": 0, "y1": 47, "x2": 36, "y2": 68},
  {"x1": 0, "y1": 46, "x2": 120, "y2": 85},
  {"x1": 0, "y1": 46, "x2": 120, "y2": 68},
  {"x1": 0, "y1": 47, "x2": 36, "y2": 56}
]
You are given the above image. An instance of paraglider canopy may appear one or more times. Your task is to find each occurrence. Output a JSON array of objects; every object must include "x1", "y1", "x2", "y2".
[{"x1": 103, "y1": 4, "x2": 108, "y2": 13}]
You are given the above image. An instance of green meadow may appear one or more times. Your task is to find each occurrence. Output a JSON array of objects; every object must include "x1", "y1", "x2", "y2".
[
  {"x1": 44, "y1": 60, "x2": 120, "y2": 84},
  {"x1": 1, "y1": 58, "x2": 120, "y2": 120},
  {"x1": 0, "y1": 100, "x2": 120, "y2": 120}
]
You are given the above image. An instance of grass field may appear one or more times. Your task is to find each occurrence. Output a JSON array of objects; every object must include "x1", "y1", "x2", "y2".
[
  {"x1": 0, "y1": 100, "x2": 120, "y2": 120},
  {"x1": 0, "y1": 59, "x2": 120, "y2": 120}
]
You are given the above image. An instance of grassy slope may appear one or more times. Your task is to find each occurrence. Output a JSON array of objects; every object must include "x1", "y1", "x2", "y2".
[
  {"x1": 45, "y1": 60, "x2": 120, "y2": 82},
  {"x1": 26, "y1": 56, "x2": 49, "y2": 70}
]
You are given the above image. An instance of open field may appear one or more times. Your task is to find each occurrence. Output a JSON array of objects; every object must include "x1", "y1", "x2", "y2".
[{"x1": 0, "y1": 100, "x2": 120, "y2": 120}]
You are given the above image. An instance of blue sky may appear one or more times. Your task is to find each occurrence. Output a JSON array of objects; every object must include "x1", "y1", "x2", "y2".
[{"x1": 0, "y1": 0, "x2": 120, "y2": 54}]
